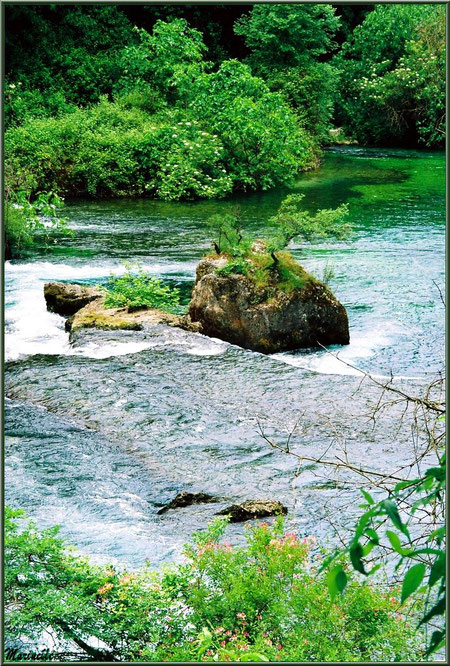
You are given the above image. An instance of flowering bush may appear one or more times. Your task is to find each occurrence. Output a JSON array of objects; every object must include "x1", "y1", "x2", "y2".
[
  {"x1": 333, "y1": 4, "x2": 445, "y2": 147},
  {"x1": 142, "y1": 119, "x2": 233, "y2": 200},
  {"x1": 5, "y1": 508, "x2": 424, "y2": 661}
]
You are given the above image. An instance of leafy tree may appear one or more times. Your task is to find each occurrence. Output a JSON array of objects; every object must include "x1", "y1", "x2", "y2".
[
  {"x1": 234, "y1": 4, "x2": 341, "y2": 140},
  {"x1": 234, "y1": 4, "x2": 339, "y2": 69},
  {"x1": 205, "y1": 194, "x2": 350, "y2": 293},
  {"x1": 333, "y1": 4, "x2": 445, "y2": 146},
  {"x1": 267, "y1": 194, "x2": 350, "y2": 256},
  {"x1": 186, "y1": 60, "x2": 316, "y2": 191},
  {"x1": 117, "y1": 18, "x2": 207, "y2": 102},
  {"x1": 5, "y1": 5, "x2": 136, "y2": 123}
]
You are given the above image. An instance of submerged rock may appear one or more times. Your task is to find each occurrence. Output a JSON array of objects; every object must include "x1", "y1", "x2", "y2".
[
  {"x1": 188, "y1": 255, "x2": 349, "y2": 353},
  {"x1": 44, "y1": 282, "x2": 102, "y2": 316},
  {"x1": 216, "y1": 499, "x2": 288, "y2": 522},
  {"x1": 157, "y1": 491, "x2": 219, "y2": 515}
]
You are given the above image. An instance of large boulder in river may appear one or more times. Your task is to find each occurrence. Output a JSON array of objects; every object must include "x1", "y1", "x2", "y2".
[
  {"x1": 44, "y1": 282, "x2": 102, "y2": 316},
  {"x1": 188, "y1": 253, "x2": 349, "y2": 353}
]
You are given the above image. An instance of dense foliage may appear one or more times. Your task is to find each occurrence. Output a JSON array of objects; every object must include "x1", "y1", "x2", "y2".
[
  {"x1": 234, "y1": 4, "x2": 340, "y2": 142},
  {"x1": 5, "y1": 17, "x2": 315, "y2": 201},
  {"x1": 5, "y1": 4, "x2": 444, "y2": 209},
  {"x1": 326, "y1": 430, "x2": 446, "y2": 656},
  {"x1": 103, "y1": 264, "x2": 181, "y2": 313},
  {"x1": 5, "y1": 509, "x2": 424, "y2": 662},
  {"x1": 333, "y1": 4, "x2": 445, "y2": 146}
]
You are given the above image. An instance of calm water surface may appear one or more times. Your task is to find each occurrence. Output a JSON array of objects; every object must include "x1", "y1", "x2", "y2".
[{"x1": 5, "y1": 147, "x2": 445, "y2": 567}]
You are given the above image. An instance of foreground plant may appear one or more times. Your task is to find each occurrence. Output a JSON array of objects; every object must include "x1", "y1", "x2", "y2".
[
  {"x1": 5, "y1": 509, "x2": 423, "y2": 661},
  {"x1": 258, "y1": 360, "x2": 445, "y2": 658}
]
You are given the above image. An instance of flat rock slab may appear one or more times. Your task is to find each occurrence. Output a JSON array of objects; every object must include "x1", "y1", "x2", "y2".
[
  {"x1": 43, "y1": 282, "x2": 202, "y2": 335},
  {"x1": 216, "y1": 499, "x2": 288, "y2": 522},
  {"x1": 157, "y1": 491, "x2": 220, "y2": 515}
]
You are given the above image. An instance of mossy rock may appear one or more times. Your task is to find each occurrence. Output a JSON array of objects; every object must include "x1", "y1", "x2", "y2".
[{"x1": 188, "y1": 249, "x2": 349, "y2": 353}]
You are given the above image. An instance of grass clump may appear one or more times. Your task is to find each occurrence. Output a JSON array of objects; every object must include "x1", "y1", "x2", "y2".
[
  {"x1": 5, "y1": 507, "x2": 424, "y2": 662},
  {"x1": 102, "y1": 263, "x2": 181, "y2": 313}
]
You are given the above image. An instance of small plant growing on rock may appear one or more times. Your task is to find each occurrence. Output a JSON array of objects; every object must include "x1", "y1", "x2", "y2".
[
  {"x1": 267, "y1": 194, "x2": 350, "y2": 259},
  {"x1": 206, "y1": 194, "x2": 350, "y2": 291},
  {"x1": 102, "y1": 262, "x2": 181, "y2": 312}
]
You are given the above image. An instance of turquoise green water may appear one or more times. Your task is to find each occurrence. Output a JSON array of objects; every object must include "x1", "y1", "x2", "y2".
[{"x1": 5, "y1": 147, "x2": 445, "y2": 567}]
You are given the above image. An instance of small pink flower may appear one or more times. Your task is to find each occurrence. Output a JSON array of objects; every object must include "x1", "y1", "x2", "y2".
[{"x1": 236, "y1": 612, "x2": 246, "y2": 620}]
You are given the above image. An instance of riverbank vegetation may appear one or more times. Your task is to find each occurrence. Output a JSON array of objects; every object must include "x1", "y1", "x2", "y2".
[
  {"x1": 5, "y1": 4, "x2": 445, "y2": 201},
  {"x1": 5, "y1": 508, "x2": 424, "y2": 662},
  {"x1": 4, "y1": 5, "x2": 445, "y2": 661}
]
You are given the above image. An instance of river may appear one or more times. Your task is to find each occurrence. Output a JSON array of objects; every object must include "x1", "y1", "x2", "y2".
[{"x1": 4, "y1": 147, "x2": 445, "y2": 568}]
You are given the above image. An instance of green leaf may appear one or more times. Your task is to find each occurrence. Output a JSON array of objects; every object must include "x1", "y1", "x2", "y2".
[
  {"x1": 362, "y1": 541, "x2": 375, "y2": 556},
  {"x1": 425, "y1": 630, "x2": 445, "y2": 656},
  {"x1": 424, "y1": 466, "x2": 445, "y2": 481},
  {"x1": 419, "y1": 596, "x2": 445, "y2": 626},
  {"x1": 428, "y1": 555, "x2": 445, "y2": 587},
  {"x1": 360, "y1": 489, "x2": 374, "y2": 505},
  {"x1": 382, "y1": 499, "x2": 409, "y2": 537},
  {"x1": 386, "y1": 530, "x2": 408, "y2": 555},
  {"x1": 427, "y1": 526, "x2": 445, "y2": 545},
  {"x1": 327, "y1": 565, "x2": 348, "y2": 599},
  {"x1": 349, "y1": 543, "x2": 366, "y2": 575},
  {"x1": 353, "y1": 511, "x2": 372, "y2": 542},
  {"x1": 394, "y1": 479, "x2": 419, "y2": 492},
  {"x1": 244, "y1": 653, "x2": 270, "y2": 662},
  {"x1": 364, "y1": 527, "x2": 379, "y2": 544},
  {"x1": 401, "y1": 563, "x2": 426, "y2": 604}
]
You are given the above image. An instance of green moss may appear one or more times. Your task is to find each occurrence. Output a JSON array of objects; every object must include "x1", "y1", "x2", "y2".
[
  {"x1": 72, "y1": 311, "x2": 142, "y2": 332},
  {"x1": 216, "y1": 248, "x2": 315, "y2": 298}
]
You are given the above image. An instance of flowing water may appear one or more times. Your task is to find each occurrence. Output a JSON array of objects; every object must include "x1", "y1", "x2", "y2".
[{"x1": 4, "y1": 147, "x2": 445, "y2": 568}]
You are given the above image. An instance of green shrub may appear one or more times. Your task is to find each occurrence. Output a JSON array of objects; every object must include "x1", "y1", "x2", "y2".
[
  {"x1": 234, "y1": 4, "x2": 341, "y2": 142},
  {"x1": 5, "y1": 19, "x2": 319, "y2": 201},
  {"x1": 142, "y1": 117, "x2": 233, "y2": 200},
  {"x1": 102, "y1": 263, "x2": 181, "y2": 312},
  {"x1": 186, "y1": 60, "x2": 317, "y2": 191},
  {"x1": 5, "y1": 100, "x2": 153, "y2": 196},
  {"x1": 5, "y1": 508, "x2": 424, "y2": 662}
]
